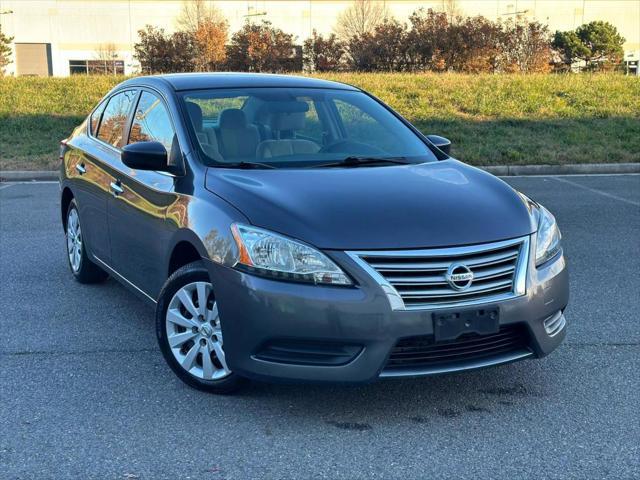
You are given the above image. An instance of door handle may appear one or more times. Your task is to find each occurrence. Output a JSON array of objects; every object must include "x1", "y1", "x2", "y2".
[
  {"x1": 110, "y1": 181, "x2": 124, "y2": 196},
  {"x1": 75, "y1": 163, "x2": 86, "y2": 175}
]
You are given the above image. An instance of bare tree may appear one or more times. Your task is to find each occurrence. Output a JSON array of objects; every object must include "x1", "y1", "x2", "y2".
[
  {"x1": 94, "y1": 42, "x2": 117, "y2": 60},
  {"x1": 177, "y1": 0, "x2": 225, "y2": 32},
  {"x1": 91, "y1": 43, "x2": 119, "y2": 74},
  {"x1": 335, "y1": 0, "x2": 390, "y2": 40},
  {"x1": 439, "y1": 0, "x2": 462, "y2": 24}
]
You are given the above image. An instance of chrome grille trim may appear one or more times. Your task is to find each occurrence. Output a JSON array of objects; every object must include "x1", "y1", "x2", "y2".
[{"x1": 347, "y1": 236, "x2": 530, "y2": 311}]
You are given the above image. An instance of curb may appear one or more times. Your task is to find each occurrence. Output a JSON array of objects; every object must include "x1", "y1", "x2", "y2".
[
  {"x1": 1, "y1": 163, "x2": 639, "y2": 182},
  {"x1": 481, "y1": 163, "x2": 640, "y2": 176},
  {"x1": 0, "y1": 171, "x2": 59, "y2": 182}
]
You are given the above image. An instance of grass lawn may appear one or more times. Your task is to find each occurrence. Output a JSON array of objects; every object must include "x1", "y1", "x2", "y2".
[{"x1": 1, "y1": 73, "x2": 638, "y2": 170}]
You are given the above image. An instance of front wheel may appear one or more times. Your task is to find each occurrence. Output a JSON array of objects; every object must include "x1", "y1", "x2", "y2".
[{"x1": 156, "y1": 261, "x2": 246, "y2": 394}]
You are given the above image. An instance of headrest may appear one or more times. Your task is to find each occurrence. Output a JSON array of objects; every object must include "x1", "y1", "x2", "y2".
[
  {"x1": 185, "y1": 101, "x2": 203, "y2": 132},
  {"x1": 266, "y1": 101, "x2": 309, "y2": 114},
  {"x1": 270, "y1": 112, "x2": 305, "y2": 131},
  {"x1": 219, "y1": 108, "x2": 247, "y2": 129}
]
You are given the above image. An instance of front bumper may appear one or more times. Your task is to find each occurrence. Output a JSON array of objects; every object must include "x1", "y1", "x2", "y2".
[{"x1": 205, "y1": 240, "x2": 568, "y2": 383}]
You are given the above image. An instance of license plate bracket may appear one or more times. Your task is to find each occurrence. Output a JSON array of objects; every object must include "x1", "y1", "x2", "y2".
[{"x1": 433, "y1": 308, "x2": 499, "y2": 342}]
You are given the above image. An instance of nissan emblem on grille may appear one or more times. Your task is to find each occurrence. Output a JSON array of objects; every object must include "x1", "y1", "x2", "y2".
[{"x1": 445, "y1": 263, "x2": 474, "y2": 290}]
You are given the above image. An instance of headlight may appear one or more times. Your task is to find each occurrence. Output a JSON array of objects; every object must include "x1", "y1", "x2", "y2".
[
  {"x1": 535, "y1": 205, "x2": 562, "y2": 266},
  {"x1": 231, "y1": 224, "x2": 352, "y2": 286}
]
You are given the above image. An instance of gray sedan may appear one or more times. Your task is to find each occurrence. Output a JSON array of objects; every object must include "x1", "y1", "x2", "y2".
[{"x1": 59, "y1": 73, "x2": 568, "y2": 393}]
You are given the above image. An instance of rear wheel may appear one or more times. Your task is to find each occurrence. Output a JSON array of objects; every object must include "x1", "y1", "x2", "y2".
[
  {"x1": 65, "y1": 199, "x2": 108, "y2": 283},
  {"x1": 156, "y1": 261, "x2": 246, "y2": 394}
]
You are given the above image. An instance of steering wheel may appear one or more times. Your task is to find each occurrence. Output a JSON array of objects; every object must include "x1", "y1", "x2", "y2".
[{"x1": 319, "y1": 140, "x2": 385, "y2": 155}]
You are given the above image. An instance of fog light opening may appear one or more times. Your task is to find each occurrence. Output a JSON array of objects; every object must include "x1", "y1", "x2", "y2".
[{"x1": 543, "y1": 310, "x2": 566, "y2": 337}]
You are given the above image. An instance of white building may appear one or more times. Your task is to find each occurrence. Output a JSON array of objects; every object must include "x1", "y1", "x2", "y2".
[
  {"x1": 1, "y1": 0, "x2": 639, "y2": 76},
  {"x1": 624, "y1": 50, "x2": 640, "y2": 76}
]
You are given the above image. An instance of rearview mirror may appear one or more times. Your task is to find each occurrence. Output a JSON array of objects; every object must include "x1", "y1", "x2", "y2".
[
  {"x1": 426, "y1": 135, "x2": 451, "y2": 156},
  {"x1": 121, "y1": 141, "x2": 169, "y2": 172}
]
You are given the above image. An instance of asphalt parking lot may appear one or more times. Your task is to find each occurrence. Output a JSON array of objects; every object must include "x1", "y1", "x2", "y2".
[{"x1": 1, "y1": 174, "x2": 639, "y2": 479}]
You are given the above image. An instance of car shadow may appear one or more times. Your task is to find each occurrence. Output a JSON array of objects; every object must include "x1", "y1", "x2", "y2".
[{"x1": 223, "y1": 359, "x2": 554, "y2": 429}]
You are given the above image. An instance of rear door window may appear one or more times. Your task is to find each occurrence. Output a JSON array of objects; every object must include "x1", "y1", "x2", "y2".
[{"x1": 96, "y1": 90, "x2": 137, "y2": 148}]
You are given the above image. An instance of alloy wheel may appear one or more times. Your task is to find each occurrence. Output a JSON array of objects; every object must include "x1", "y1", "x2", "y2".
[
  {"x1": 165, "y1": 281, "x2": 231, "y2": 380},
  {"x1": 67, "y1": 208, "x2": 82, "y2": 273}
]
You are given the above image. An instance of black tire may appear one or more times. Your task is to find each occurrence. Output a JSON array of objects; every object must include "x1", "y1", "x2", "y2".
[
  {"x1": 65, "y1": 199, "x2": 109, "y2": 284},
  {"x1": 156, "y1": 261, "x2": 247, "y2": 394}
]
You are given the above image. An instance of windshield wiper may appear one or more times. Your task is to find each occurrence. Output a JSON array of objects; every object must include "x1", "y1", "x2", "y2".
[
  {"x1": 311, "y1": 156, "x2": 410, "y2": 168},
  {"x1": 222, "y1": 161, "x2": 277, "y2": 170}
]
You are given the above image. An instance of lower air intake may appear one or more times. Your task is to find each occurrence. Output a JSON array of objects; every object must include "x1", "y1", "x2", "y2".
[
  {"x1": 254, "y1": 340, "x2": 362, "y2": 366},
  {"x1": 383, "y1": 324, "x2": 531, "y2": 374}
]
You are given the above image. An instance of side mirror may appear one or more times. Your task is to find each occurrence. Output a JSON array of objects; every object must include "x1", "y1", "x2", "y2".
[
  {"x1": 121, "y1": 141, "x2": 169, "y2": 172},
  {"x1": 426, "y1": 135, "x2": 452, "y2": 156}
]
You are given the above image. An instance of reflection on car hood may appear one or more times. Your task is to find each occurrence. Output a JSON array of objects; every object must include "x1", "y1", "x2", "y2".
[{"x1": 205, "y1": 160, "x2": 535, "y2": 250}]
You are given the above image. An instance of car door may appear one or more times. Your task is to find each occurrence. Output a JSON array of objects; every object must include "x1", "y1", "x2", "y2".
[
  {"x1": 68, "y1": 90, "x2": 136, "y2": 264},
  {"x1": 107, "y1": 89, "x2": 180, "y2": 299}
]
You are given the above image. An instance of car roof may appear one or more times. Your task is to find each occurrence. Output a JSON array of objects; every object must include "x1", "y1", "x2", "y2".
[{"x1": 120, "y1": 72, "x2": 360, "y2": 92}]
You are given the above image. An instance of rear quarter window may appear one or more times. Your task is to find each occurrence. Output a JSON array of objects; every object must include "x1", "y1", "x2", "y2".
[{"x1": 89, "y1": 99, "x2": 107, "y2": 136}]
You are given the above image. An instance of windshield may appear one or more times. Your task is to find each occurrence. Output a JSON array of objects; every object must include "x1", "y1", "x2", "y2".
[{"x1": 180, "y1": 87, "x2": 438, "y2": 168}]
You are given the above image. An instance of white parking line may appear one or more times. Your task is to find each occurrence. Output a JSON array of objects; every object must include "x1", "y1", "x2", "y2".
[
  {"x1": 550, "y1": 176, "x2": 640, "y2": 207},
  {"x1": 502, "y1": 173, "x2": 640, "y2": 178},
  {"x1": 0, "y1": 181, "x2": 59, "y2": 189}
]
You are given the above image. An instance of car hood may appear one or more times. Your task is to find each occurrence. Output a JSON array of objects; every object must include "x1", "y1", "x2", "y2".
[{"x1": 205, "y1": 160, "x2": 535, "y2": 250}]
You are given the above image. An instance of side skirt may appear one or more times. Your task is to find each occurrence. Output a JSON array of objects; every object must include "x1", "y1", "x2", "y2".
[{"x1": 92, "y1": 255, "x2": 157, "y2": 307}]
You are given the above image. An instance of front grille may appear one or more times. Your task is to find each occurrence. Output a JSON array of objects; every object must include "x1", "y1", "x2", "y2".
[
  {"x1": 353, "y1": 237, "x2": 528, "y2": 310},
  {"x1": 383, "y1": 324, "x2": 531, "y2": 373}
]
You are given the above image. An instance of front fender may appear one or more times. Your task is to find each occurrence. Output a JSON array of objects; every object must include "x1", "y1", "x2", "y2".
[{"x1": 164, "y1": 191, "x2": 248, "y2": 272}]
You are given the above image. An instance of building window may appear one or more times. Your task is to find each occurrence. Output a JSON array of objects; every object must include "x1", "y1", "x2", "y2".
[{"x1": 69, "y1": 60, "x2": 125, "y2": 75}]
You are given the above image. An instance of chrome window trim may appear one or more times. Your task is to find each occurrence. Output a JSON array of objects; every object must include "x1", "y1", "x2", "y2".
[{"x1": 347, "y1": 236, "x2": 530, "y2": 311}]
